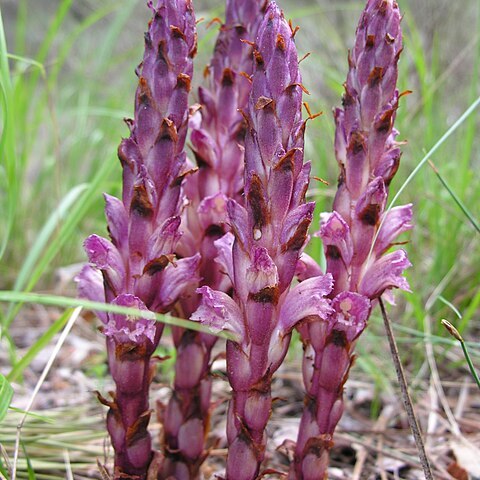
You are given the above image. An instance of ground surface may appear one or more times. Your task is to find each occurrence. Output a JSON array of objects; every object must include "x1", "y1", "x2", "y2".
[{"x1": 1, "y1": 302, "x2": 479, "y2": 480}]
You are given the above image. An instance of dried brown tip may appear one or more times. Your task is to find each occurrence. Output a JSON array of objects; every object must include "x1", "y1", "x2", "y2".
[
  {"x1": 291, "y1": 82, "x2": 310, "y2": 95},
  {"x1": 399, "y1": 89, "x2": 413, "y2": 99},
  {"x1": 313, "y1": 176, "x2": 329, "y2": 186},
  {"x1": 240, "y1": 38, "x2": 256, "y2": 47},
  {"x1": 427, "y1": 159, "x2": 438, "y2": 174},
  {"x1": 170, "y1": 25, "x2": 186, "y2": 40},
  {"x1": 441, "y1": 319, "x2": 463, "y2": 342},
  {"x1": 299, "y1": 52, "x2": 311, "y2": 64},
  {"x1": 239, "y1": 71, "x2": 253, "y2": 83},
  {"x1": 303, "y1": 102, "x2": 322, "y2": 120},
  {"x1": 206, "y1": 17, "x2": 222, "y2": 29},
  {"x1": 289, "y1": 19, "x2": 300, "y2": 38}
]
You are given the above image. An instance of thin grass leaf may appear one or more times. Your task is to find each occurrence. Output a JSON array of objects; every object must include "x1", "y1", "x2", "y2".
[
  {"x1": 48, "y1": 3, "x2": 119, "y2": 85},
  {"x1": 6, "y1": 310, "x2": 72, "y2": 383},
  {"x1": 369, "y1": 313, "x2": 480, "y2": 355},
  {"x1": 0, "y1": 462, "x2": 8, "y2": 479},
  {"x1": 0, "y1": 291, "x2": 235, "y2": 340},
  {"x1": 368, "y1": 94, "x2": 480, "y2": 259},
  {"x1": 387, "y1": 94, "x2": 480, "y2": 210},
  {"x1": 31, "y1": 0, "x2": 74, "y2": 82},
  {"x1": 0, "y1": 8, "x2": 18, "y2": 260},
  {"x1": 442, "y1": 320, "x2": 480, "y2": 390},
  {"x1": 5, "y1": 54, "x2": 45, "y2": 77},
  {"x1": 457, "y1": 287, "x2": 480, "y2": 334},
  {"x1": 438, "y1": 295, "x2": 462, "y2": 320},
  {"x1": 0, "y1": 373, "x2": 14, "y2": 422},
  {"x1": 428, "y1": 160, "x2": 480, "y2": 233},
  {"x1": 4, "y1": 185, "x2": 89, "y2": 330},
  {"x1": 7, "y1": 409, "x2": 55, "y2": 425},
  {"x1": 93, "y1": 1, "x2": 138, "y2": 73},
  {"x1": 4, "y1": 157, "x2": 117, "y2": 332},
  {"x1": 21, "y1": 443, "x2": 36, "y2": 480}
]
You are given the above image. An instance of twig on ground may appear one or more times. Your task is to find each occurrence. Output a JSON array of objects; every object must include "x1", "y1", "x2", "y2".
[{"x1": 378, "y1": 297, "x2": 434, "y2": 480}]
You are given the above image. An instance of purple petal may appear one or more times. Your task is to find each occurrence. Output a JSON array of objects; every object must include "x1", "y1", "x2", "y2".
[
  {"x1": 104, "y1": 194, "x2": 128, "y2": 250},
  {"x1": 227, "y1": 199, "x2": 249, "y2": 248},
  {"x1": 191, "y1": 286, "x2": 245, "y2": 342},
  {"x1": 214, "y1": 232, "x2": 235, "y2": 283},
  {"x1": 104, "y1": 294, "x2": 156, "y2": 345},
  {"x1": 318, "y1": 212, "x2": 353, "y2": 265},
  {"x1": 351, "y1": 177, "x2": 387, "y2": 263},
  {"x1": 75, "y1": 264, "x2": 107, "y2": 324},
  {"x1": 296, "y1": 253, "x2": 323, "y2": 281},
  {"x1": 155, "y1": 253, "x2": 201, "y2": 311},
  {"x1": 246, "y1": 246, "x2": 278, "y2": 294},
  {"x1": 83, "y1": 234, "x2": 125, "y2": 294},
  {"x1": 147, "y1": 216, "x2": 181, "y2": 261},
  {"x1": 281, "y1": 202, "x2": 315, "y2": 249},
  {"x1": 190, "y1": 128, "x2": 217, "y2": 168},
  {"x1": 359, "y1": 249, "x2": 411, "y2": 299},
  {"x1": 318, "y1": 211, "x2": 353, "y2": 294},
  {"x1": 277, "y1": 274, "x2": 334, "y2": 335},
  {"x1": 374, "y1": 204, "x2": 413, "y2": 255},
  {"x1": 198, "y1": 192, "x2": 228, "y2": 230},
  {"x1": 330, "y1": 291, "x2": 370, "y2": 343}
]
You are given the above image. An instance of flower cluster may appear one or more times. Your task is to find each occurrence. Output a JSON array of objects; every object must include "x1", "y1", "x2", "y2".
[
  {"x1": 78, "y1": 0, "x2": 411, "y2": 478},
  {"x1": 291, "y1": 1, "x2": 411, "y2": 477}
]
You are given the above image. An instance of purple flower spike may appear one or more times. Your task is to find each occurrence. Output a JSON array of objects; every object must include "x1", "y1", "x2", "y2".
[
  {"x1": 292, "y1": 1, "x2": 412, "y2": 478},
  {"x1": 192, "y1": 4, "x2": 332, "y2": 478},
  {"x1": 161, "y1": 0, "x2": 268, "y2": 477},
  {"x1": 76, "y1": 1, "x2": 197, "y2": 477}
]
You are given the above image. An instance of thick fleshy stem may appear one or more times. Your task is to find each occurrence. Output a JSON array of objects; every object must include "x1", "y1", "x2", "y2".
[
  {"x1": 292, "y1": 1, "x2": 412, "y2": 478},
  {"x1": 160, "y1": 1, "x2": 267, "y2": 478},
  {"x1": 76, "y1": 1, "x2": 197, "y2": 478},
  {"x1": 192, "y1": 4, "x2": 332, "y2": 479}
]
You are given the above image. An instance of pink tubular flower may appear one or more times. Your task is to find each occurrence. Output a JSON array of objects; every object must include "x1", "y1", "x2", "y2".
[
  {"x1": 291, "y1": 1, "x2": 412, "y2": 478},
  {"x1": 160, "y1": 1, "x2": 267, "y2": 478},
  {"x1": 76, "y1": 1, "x2": 198, "y2": 477},
  {"x1": 192, "y1": 3, "x2": 332, "y2": 478}
]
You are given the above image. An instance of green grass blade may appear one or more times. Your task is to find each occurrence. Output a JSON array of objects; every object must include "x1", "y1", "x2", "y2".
[
  {"x1": 13, "y1": 184, "x2": 88, "y2": 294},
  {"x1": 386, "y1": 95, "x2": 480, "y2": 211},
  {"x1": 368, "y1": 95, "x2": 480, "y2": 259},
  {"x1": 0, "y1": 291, "x2": 235, "y2": 340},
  {"x1": 93, "y1": 1, "x2": 138, "y2": 74},
  {"x1": 7, "y1": 408, "x2": 55, "y2": 424},
  {"x1": 438, "y1": 295, "x2": 462, "y2": 320},
  {"x1": 0, "y1": 461, "x2": 8, "y2": 478},
  {"x1": 2, "y1": 158, "x2": 116, "y2": 333},
  {"x1": 0, "y1": 373, "x2": 14, "y2": 422},
  {"x1": 48, "y1": 4, "x2": 119, "y2": 85},
  {"x1": 22, "y1": 443, "x2": 37, "y2": 480},
  {"x1": 32, "y1": 0, "x2": 74, "y2": 74},
  {"x1": 3, "y1": 184, "x2": 89, "y2": 332},
  {"x1": 0, "y1": 8, "x2": 17, "y2": 260},
  {"x1": 5, "y1": 54, "x2": 45, "y2": 76},
  {"x1": 461, "y1": 341, "x2": 480, "y2": 391},
  {"x1": 428, "y1": 160, "x2": 480, "y2": 233},
  {"x1": 6, "y1": 310, "x2": 72, "y2": 383}
]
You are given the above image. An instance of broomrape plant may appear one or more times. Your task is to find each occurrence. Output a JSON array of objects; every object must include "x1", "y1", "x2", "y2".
[
  {"x1": 78, "y1": 0, "x2": 411, "y2": 478},
  {"x1": 77, "y1": 0, "x2": 198, "y2": 477},
  {"x1": 160, "y1": 1, "x2": 266, "y2": 477},
  {"x1": 291, "y1": 0, "x2": 411, "y2": 478}
]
